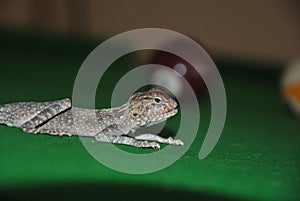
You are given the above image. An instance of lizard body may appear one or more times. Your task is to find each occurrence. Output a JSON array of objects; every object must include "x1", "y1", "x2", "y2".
[{"x1": 0, "y1": 88, "x2": 183, "y2": 149}]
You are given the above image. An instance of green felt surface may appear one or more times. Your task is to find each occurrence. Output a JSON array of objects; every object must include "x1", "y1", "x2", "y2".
[{"x1": 0, "y1": 29, "x2": 299, "y2": 201}]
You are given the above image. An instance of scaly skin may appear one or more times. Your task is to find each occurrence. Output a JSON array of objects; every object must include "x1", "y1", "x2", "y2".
[{"x1": 0, "y1": 88, "x2": 183, "y2": 149}]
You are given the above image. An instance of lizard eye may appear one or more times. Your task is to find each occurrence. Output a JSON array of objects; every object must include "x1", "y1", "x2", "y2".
[
  {"x1": 154, "y1": 98, "x2": 161, "y2": 103},
  {"x1": 132, "y1": 112, "x2": 138, "y2": 117}
]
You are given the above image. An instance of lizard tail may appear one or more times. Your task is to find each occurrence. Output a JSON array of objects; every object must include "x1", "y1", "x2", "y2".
[
  {"x1": 0, "y1": 105, "x2": 5, "y2": 124},
  {"x1": 0, "y1": 105, "x2": 11, "y2": 125}
]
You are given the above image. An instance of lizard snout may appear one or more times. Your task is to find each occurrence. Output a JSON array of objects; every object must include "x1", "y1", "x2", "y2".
[{"x1": 169, "y1": 99, "x2": 178, "y2": 109}]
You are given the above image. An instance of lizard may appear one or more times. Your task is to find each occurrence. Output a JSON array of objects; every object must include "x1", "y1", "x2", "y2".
[{"x1": 0, "y1": 88, "x2": 183, "y2": 149}]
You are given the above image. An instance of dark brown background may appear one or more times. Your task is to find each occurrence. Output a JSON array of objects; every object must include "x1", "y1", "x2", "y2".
[{"x1": 0, "y1": 0, "x2": 299, "y2": 64}]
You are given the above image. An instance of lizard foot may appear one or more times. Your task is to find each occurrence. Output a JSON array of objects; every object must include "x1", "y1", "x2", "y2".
[{"x1": 167, "y1": 137, "x2": 184, "y2": 146}]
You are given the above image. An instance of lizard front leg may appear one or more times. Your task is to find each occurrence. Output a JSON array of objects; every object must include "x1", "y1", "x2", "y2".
[
  {"x1": 21, "y1": 98, "x2": 71, "y2": 133},
  {"x1": 134, "y1": 134, "x2": 184, "y2": 146},
  {"x1": 94, "y1": 134, "x2": 161, "y2": 149}
]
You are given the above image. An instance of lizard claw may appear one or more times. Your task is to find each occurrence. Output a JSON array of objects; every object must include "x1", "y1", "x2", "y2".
[{"x1": 150, "y1": 142, "x2": 161, "y2": 149}]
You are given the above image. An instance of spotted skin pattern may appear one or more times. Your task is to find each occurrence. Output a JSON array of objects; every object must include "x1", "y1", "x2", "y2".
[{"x1": 0, "y1": 88, "x2": 183, "y2": 149}]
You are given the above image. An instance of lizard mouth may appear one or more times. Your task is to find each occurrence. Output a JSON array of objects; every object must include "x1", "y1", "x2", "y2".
[{"x1": 165, "y1": 107, "x2": 178, "y2": 117}]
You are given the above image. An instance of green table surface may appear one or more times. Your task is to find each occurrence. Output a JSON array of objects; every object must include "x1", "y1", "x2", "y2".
[{"x1": 0, "y1": 29, "x2": 299, "y2": 201}]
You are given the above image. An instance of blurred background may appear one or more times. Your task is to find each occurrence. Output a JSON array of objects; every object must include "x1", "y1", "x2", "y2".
[
  {"x1": 0, "y1": 1, "x2": 300, "y2": 201},
  {"x1": 0, "y1": 0, "x2": 299, "y2": 62}
]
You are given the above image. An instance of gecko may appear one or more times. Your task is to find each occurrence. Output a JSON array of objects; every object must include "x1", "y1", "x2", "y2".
[{"x1": 0, "y1": 88, "x2": 183, "y2": 149}]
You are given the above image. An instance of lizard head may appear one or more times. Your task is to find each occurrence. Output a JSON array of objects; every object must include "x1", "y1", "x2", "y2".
[{"x1": 128, "y1": 88, "x2": 178, "y2": 128}]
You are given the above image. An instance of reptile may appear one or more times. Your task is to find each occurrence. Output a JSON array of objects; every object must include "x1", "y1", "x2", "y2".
[{"x1": 0, "y1": 88, "x2": 183, "y2": 149}]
